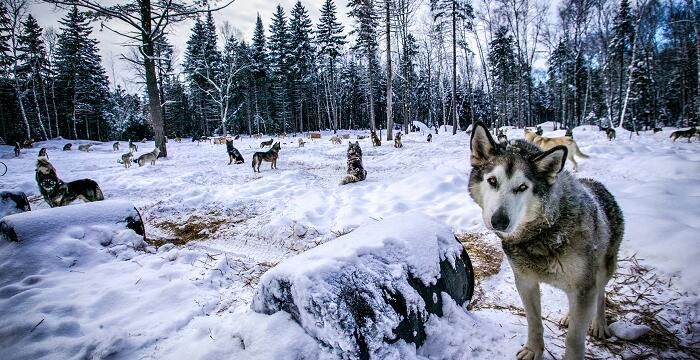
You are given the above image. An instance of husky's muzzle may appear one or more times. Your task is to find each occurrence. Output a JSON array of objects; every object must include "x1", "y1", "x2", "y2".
[{"x1": 491, "y1": 207, "x2": 510, "y2": 232}]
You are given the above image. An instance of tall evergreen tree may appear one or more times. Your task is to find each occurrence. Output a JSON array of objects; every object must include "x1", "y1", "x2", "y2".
[
  {"x1": 55, "y1": 6, "x2": 110, "y2": 140},
  {"x1": 251, "y1": 14, "x2": 270, "y2": 133},
  {"x1": 17, "y1": 14, "x2": 50, "y2": 139},
  {"x1": 317, "y1": 0, "x2": 345, "y2": 132},
  {"x1": 268, "y1": 5, "x2": 292, "y2": 132},
  {"x1": 348, "y1": 0, "x2": 380, "y2": 131},
  {"x1": 289, "y1": 1, "x2": 315, "y2": 133}
]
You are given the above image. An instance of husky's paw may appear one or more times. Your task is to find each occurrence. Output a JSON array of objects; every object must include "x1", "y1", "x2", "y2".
[
  {"x1": 516, "y1": 346, "x2": 543, "y2": 360},
  {"x1": 590, "y1": 321, "x2": 611, "y2": 339},
  {"x1": 559, "y1": 313, "x2": 569, "y2": 327}
]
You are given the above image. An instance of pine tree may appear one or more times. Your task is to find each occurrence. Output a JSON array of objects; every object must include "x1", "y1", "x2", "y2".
[
  {"x1": 268, "y1": 5, "x2": 292, "y2": 132},
  {"x1": 610, "y1": 0, "x2": 634, "y2": 124},
  {"x1": 489, "y1": 26, "x2": 516, "y2": 128},
  {"x1": 251, "y1": 14, "x2": 270, "y2": 133},
  {"x1": 348, "y1": 0, "x2": 380, "y2": 131},
  {"x1": 55, "y1": 6, "x2": 110, "y2": 140},
  {"x1": 18, "y1": 14, "x2": 50, "y2": 139},
  {"x1": 289, "y1": 1, "x2": 315, "y2": 133},
  {"x1": 317, "y1": 0, "x2": 345, "y2": 132}
]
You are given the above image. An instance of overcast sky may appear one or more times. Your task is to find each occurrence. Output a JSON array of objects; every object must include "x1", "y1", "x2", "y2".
[{"x1": 31, "y1": 0, "x2": 353, "y2": 91}]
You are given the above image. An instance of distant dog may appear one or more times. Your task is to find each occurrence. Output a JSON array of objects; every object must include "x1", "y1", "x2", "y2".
[
  {"x1": 564, "y1": 128, "x2": 573, "y2": 138},
  {"x1": 298, "y1": 138, "x2": 306, "y2": 148},
  {"x1": 670, "y1": 127, "x2": 697, "y2": 142},
  {"x1": 35, "y1": 158, "x2": 104, "y2": 207},
  {"x1": 394, "y1": 132, "x2": 403, "y2": 148},
  {"x1": 535, "y1": 126, "x2": 543, "y2": 136},
  {"x1": 175, "y1": 135, "x2": 182, "y2": 143},
  {"x1": 427, "y1": 133, "x2": 432, "y2": 142},
  {"x1": 260, "y1": 138, "x2": 274, "y2": 148},
  {"x1": 253, "y1": 133, "x2": 263, "y2": 139},
  {"x1": 226, "y1": 139, "x2": 245, "y2": 165},
  {"x1": 119, "y1": 151, "x2": 134, "y2": 168},
  {"x1": 14, "y1": 142, "x2": 20, "y2": 157},
  {"x1": 652, "y1": 127, "x2": 663, "y2": 134},
  {"x1": 134, "y1": 148, "x2": 160, "y2": 167},
  {"x1": 497, "y1": 130, "x2": 508, "y2": 144},
  {"x1": 113, "y1": 142, "x2": 120, "y2": 151},
  {"x1": 524, "y1": 128, "x2": 589, "y2": 171},
  {"x1": 78, "y1": 144, "x2": 93, "y2": 152},
  {"x1": 62, "y1": 143, "x2": 72, "y2": 151},
  {"x1": 606, "y1": 128, "x2": 616, "y2": 141},
  {"x1": 340, "y1": 142, "x2": 367, "y2": 185},
  {"x1": 22, "y1": 139, "x2": 33, "y2": 148},
  {"x1": 371, "y1": 130, "x2": 381, "y2": 146},
  {"x1": 252, "y1": 142, "x2": 281, "y2": 172},
  {"x1": 469, "y1": 122, "x2": 624, "y2": 360},
  {"x1": 129, "y1": 140, "x2": 138, "y2": 152},
  {"x1": 330, "y1": 135, "x2": 342, "y2": 145},
  {"x1": 38, "y1": 147, "x2": 48, "y2": 159}
]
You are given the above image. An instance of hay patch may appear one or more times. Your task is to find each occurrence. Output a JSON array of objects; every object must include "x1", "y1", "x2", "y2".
[{"x1": 457, "y1": 232, "x2": 504, "y2": 310}]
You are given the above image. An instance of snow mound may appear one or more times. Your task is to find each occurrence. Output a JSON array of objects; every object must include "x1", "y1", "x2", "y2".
[
  {"x1": 412, "y1": 121, "x2": 430, "y2": 133},
  {"x1": 252, "y1": 212, "x2": 474, "y2": 359},
  {"x1": 609, "y1": 320, "x2": 651, "y2": 341}
]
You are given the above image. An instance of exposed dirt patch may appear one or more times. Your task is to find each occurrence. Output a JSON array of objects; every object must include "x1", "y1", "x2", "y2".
[
  {"x1": 457, "y1": 232, "x2": 504, "y2": 310},
  {"x1": 147, "y1": 211, "x2": 247, "y2": 248}
]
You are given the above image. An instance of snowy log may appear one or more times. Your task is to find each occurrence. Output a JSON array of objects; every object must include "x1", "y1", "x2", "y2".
[
  {"x1": 251, "y1": 213, "x2": 474, "y2": 359},
  {"x1": 0, "y1": 191, "x2": 31, "y2": 218},
  {"x1": 0, "y1": 200, "x2": 145, "y2": 243}
]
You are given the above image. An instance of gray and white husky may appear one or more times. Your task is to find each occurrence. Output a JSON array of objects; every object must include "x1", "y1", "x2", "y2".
[
  {"x1": 468, "y1": 122, "x2": 624, "y2": 360},
  {"x1": 134, "y1": 148, "x2": 160, "y2": 167},
  {"x1": 340, "y1": 141, "x2": 367, "y2": 185}
]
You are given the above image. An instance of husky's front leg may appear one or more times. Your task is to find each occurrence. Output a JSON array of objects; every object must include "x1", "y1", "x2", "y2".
[
  {"x1": 514, "y1": 274, "x2": 544, "y2": 360},
  {"x1": 563, "y1": 289, "x2": 596, "y2": 360}
]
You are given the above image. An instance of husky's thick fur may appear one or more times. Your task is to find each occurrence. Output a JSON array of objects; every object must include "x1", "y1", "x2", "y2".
[
  {"x1": 427, "y1": 133, "x2": 432, "y2": 142},
  {"x1": 129, "y1": 140, "x2": 138, "y2": 152},
  {"x1": 63, "y1": 143, "x2": 72, "y2": 151},
  {"x1": 226, "y1": 139, "x2": 245, "y2": 165},
  {"x1": 394, "y1": 132, "x2": 403, "y2": 148},
  {"x1": 524, "y1": 128, "x2": 589, "y2": 171},
  {"x1": 35, "y1": 158, "x2": 104, "y2": 207},
  {"x1": 119, "y1": 152, "x2": 134, "y2": 168},
  {"x1": 134, "y1": 148, "x2": 160, "y2": 167},
  {"x1": 340, "y1": 141, "x2": 367, "y2": 185},
  {"x1": 113, "y1": 141, "x2": 120, "y2": 151},
  {"x1": 260, "y1": 138, "x2": 274, "y2": 148},
  {"x1": 38, "y1": 147, "x2": 48, "y2": 159},
  {"x1": 371, "y1": 130, "x2": 381, "y2": 146},
  {"x1": 14, "y1": 142, "x2": 20, "y2": 157},
  {"x1": 78, "y1": 144, "x2": 93, "y2": 152},
  {"x1": 252, "y1": 142, "x2": 281, "y2": 172},
  {"x1": 330, "y1": 135, "x2": 342, "y2": 144},
  {"x1": 468, "y1": 122, "x2": 624, "y2": 360},
  {"x1": 670, "y1": 127, "x2": 697, "y2": 142}
]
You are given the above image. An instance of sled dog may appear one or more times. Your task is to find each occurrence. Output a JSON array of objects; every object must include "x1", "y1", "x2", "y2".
[
  {"x1": 298, "y1": 138, "x2": 306, "y2": 147},
  {"x1": 371, "y1": 130, "x2": 381, "y2": 147},
  {"x1": 524, "y1": 128, "x2": 589, "y2": 171},
  {"x1": 340, "y1": 141, "x2": 367, "y2": 185},
  {"x1": 119, "y1": 151, "x2": 134, "y2": 168},
  {"x1": 38, "y1": 147, "x2": 48, "y2": 159},
  {"x1": 497, "y1": 129, "x2": 508, "y2": 144},
  {"x1": 78, "y1": 144, "x2": 93, "y2": 152},
  {"x1": 670, "y1": 127, "x2": 697, "y2": 142},
  {"x1": 14, "y1": 142, "x2": 20, "y2": 157},
  {"x1": 330, "y1": 135, "x2": 342, "y2": 145},
  {"x1": 427, "y1": 133, "x2": 432, "y2": 142},
  {"x1": 394, "y1": 132, "x2": 403, "y2": 148},
  {"x1": 260, "y1": 138, "x2": 274, "y2": 148},
  {"x1": 469, "y1": 122, "x2": 624, "y2": 360},
  {"x1": 113, "y1": 141, "x2": 120, "y2": 151},
  {"x1": 226, "y1": 139, "x2": 245, "y2": 165},
  {"x1": 129, "y1": 140, "x2": 138, "y2": 152},
  {"x1": 62, "y1": 143, "x2": 72, "y2": 151},
  {"x1": 252, "y1": 142, "x2": 281, "y2": 172},
  {"x1": 134, "y1": 148, "x2": 160, "y2": 167},
  {"x1": 35, "y1": 158, "x2": 104, "y2": 207}
]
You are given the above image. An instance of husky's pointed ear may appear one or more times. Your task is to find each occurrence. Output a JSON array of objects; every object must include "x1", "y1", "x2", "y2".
[
  {"x1": 470, "y1": 122, "x2": 498, "y2": 166},
  {"x1": 532, "y1": 145, "x2": 567, "y2": 184}
]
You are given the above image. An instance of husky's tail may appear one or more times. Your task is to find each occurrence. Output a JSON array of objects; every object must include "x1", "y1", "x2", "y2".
[{"x1": 571, "y1": 141, "x2": 589, "y2": 158}]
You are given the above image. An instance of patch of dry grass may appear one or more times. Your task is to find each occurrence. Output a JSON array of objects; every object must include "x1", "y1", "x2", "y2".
[
  {"x1": 456, "y1": 232, "x2": 504, "y2": 310},
  {"x1": 147, "y1": 210, "x2": 247, "y2": 248}
]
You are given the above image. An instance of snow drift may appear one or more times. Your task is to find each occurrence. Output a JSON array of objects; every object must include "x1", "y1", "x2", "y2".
[{"x1": 252, "y1": 212, "x2": 474, "y2": 359}]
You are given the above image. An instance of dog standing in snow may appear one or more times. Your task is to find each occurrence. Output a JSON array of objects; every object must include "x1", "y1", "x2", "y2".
[{"x1": 468, "y1": 122, "x2": 624, "y2": 360}]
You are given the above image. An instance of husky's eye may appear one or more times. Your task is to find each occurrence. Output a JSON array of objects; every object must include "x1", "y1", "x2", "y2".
[
  {"x1": 487, "y1": 177, "x2": 498, "y2": 187},
  {"x1": 515, "y1": 183, "x2": 528, "y2": 193}
]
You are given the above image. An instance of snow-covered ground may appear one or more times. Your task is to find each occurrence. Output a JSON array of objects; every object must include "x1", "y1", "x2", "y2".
[{"x1": 0, "y1": 125, "x2": 698, "y2": 359}]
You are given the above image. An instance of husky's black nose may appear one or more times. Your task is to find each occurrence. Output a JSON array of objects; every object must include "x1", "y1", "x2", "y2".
[{"x1": 491, "y1": 209, "x2": 510, "y2": 232}]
